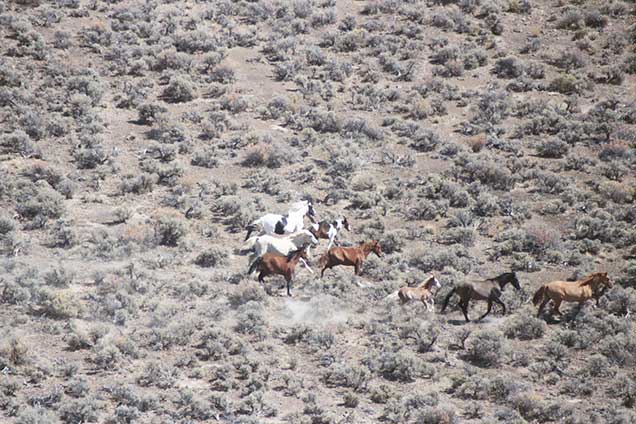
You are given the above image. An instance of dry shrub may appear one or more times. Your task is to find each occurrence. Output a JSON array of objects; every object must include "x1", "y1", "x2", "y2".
[
  {"x1": 121, "y1": 224, "x2": 152, "y2": 244},
  {"x1": 466, "y1": 134, "x2": 485, "y2": 152}
]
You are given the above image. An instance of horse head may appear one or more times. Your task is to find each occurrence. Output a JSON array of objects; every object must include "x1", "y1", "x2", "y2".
[
  {"x1": 369, "y1": 240, "x2": 383, "y2": 257},
  {"x1": 292, "y1": 199, "x2": 316, "y2": 219},
  {"x1": 425, "y1": 275, "x2": 442, "y2": 290},
  {"x1": 589, "y1": 272, "x2": 612, "y2": 289},
  {"x1": 297, "y1": 229, "x2": 318, "y2": 246},
  {"x1": 342, "y1": 217, "x2": 351, "y2": 231}
]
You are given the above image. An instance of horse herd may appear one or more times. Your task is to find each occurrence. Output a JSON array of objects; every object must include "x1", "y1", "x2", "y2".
[{"x1": 238, "y1": 200, "x2": 615, "y2": 322}]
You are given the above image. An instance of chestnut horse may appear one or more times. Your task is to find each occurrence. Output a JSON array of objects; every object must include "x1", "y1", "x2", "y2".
[
  {"x1": 440, "y1": 272, "x2": 521, "y2": 322},
  {"x1": 532, "y1": 272, "x2": 613, "y2": 318},
  {"x1": 247, "y1": 248, "x2": 309, "y2": 297},
  {"x1": 398, "y1": 275, "x2": 442, "y2": 311},
  {"x1": 319, "y1": 240, "x2": 383, "y2": 277}
]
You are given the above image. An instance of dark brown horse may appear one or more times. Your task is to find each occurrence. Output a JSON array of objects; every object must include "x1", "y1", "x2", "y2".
[
  {"x1": 533, "y1": 272, "x2": 613, "y2": 318},
  {"x1": 440, "y1": 272, "x2": 522, "y2": 322},
  {"x1": 319, "y1": 240, "x2": 383, "y2": 277},
  {"x1": 247, "y1": 247, "x2": 309, "y2": 296}
]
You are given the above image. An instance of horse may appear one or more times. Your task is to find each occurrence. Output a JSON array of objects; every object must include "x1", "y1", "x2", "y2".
[
  {"x1": 532, "y1": 272, "x2": 613, "y2": 318},
  {"x1": 247, "y1": 247, "x2": 309, "y2": 297},
  {"x1": 319, "y1": 240, "x2": 383, "y2": 277},
  {"x1": 440, "y1": 272, "x2": 521, "y2": 322},
  {"x1": 309, "y1": 217, "x2": 350, "y2": 251},
  {"x1": 398, "y1": 275, "x2": 442, "y2": 311},
  {"x1": 241, "y1": 230, "x2": 318, "y2": 273},
  {"x1": 244, "y1": 200, "x2": 315, "y2": 241}
]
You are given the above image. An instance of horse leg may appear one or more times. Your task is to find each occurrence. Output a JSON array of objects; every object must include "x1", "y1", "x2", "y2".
[
  {"x1": 321, "y1": 265, "x2": 329, "y2": 278},
  {"x1": 424, "y1": 298, "x2": 432, "y2": 312},
  {"x1": 478, "y1": 299, "x2": 493, "y2": 321},
  {"x1": 326, "y1": 237, "x2": 334, "y2": 250},
  {"x1": 460, "y1": 300, "x2": 471, "y2": 322},
  {"x1": 537, "y1": 298, "x2": 550, "y2": 317},
  {"x1": 354, "y1": 260, "x2": 361, "y2": 275},
  {"x1": 440, "y1": 288, "x2": 456, "y2": 313},
  {"x1": 494, "y1": 297, "x2": 506, "y2": 315},
  {"x1": 285, "y1": 275, "x2": 292, "y2": 297},
  {"x1": 552, "y1": 300, "x2": 563, "y2": 315}
]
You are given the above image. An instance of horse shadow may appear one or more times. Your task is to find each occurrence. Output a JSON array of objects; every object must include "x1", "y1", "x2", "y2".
[{"x1": 447, "y1": 319, "x2": 469, "y2": 326}]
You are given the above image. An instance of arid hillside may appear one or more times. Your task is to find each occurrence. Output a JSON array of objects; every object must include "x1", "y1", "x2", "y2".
[{"x1": 1, "y1": 0, "x2": 636, "y2": 423}]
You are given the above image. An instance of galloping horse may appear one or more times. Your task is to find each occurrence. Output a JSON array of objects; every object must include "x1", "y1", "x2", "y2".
[
  {"x1": 440, "y1": 272, "x2": 522, "y2": 322},
  {"x1": 247, "y1": 248, "x2": 309, "y2": 297},
  {"x1": 398, "y1": 275, "x2": 442, "y2": 311},
  {"x1": 319, "y1": 240, "x2": 383, "y2": 277},
  {"x1": 244, "y1": 200, "x2": 315, "y2": 241},
  {"x1": 532, "y1": 272, "x2": 613, "y2": 318},
  {"x1": 309, "y1": 217, "x2": 350, "y2": 250},
  {"x1": 241, "y1": 230, "x2": 318, "y2": 272}
]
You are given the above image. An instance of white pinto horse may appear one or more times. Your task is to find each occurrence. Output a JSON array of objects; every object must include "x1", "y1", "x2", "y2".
[
  {"x1": 308, "y1": 217, "x2": 350, "y2": 252},
  {"x1": 241, "y1": 230, "x2": 318, "y2": 273},
  {"x1": 244, "y1": 200, "x2": 316, "y2": 241}
]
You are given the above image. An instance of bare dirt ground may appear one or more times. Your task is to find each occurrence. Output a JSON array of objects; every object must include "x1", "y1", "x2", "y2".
[{"x1": 1, "y1": 0, "x2": 636, "y2": 423}]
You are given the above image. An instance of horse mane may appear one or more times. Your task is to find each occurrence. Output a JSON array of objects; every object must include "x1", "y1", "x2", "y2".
[
  {"x1": 580, "y1": 273, "x2": 606, "y2": 286},
  {"x1": 420, "y1": 275, "x2": 436, "y2": 288},
  {"x1": 361, "y1": 240, "x2": 377, "y2": 252},
  {"x1": 287, "y1": 248, "x2": 304, "y2": 260}
]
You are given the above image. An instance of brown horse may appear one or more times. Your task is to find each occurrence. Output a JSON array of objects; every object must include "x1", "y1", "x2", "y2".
[
  {"x1": 247, "y1": 247, "x2": 309, "y2": 296},
  {"x1": 440, "y1": 272, "x2": 522, "y2": 322},
  {"x1": 532, "y1": 272, "x2": 613, "y2": 318},
  {"x1": 398, "y1": 275, "x2": 442, "y2": 311},
  {"x1": 319, "y1": 240, "x2": 383, "y2": 277}
]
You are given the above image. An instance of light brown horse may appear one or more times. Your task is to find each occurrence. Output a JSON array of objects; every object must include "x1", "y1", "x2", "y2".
[
  {"x1": 440, "y1": 272, "x2": 521, "y2": 322},
  {"x1": 247, "y1": 247, "x2": 309, "y2": 296},
  {"x1": 532, "y1": 272, "x2": 613, "y2": 318},
  {"x1": 319, "y1": 240, "x2": 383, "y2": 277},
  {"x1": 398, "y1": 275, "x2": 442, "y2": 311}
]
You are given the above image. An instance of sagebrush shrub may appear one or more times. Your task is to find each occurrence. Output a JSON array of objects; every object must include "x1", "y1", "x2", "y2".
[
  {"x1": 504, "y1": 315, "x2": 546, "y2": 340},
  {"x1": 535, "y1": 139, "x2": 569, "y2": 158},
  {"x1": 162, "y1": 76, "x2": 196, "y2": 103},
  {"x1": 465, "y1": 330, "x2": 505, "y2": 367},
  {"x1": 154, "y1": 217, "x2": 186, "y2": 247},
  {"x1": 195, "y1": 248, "x2": 228, "y2": 268}
]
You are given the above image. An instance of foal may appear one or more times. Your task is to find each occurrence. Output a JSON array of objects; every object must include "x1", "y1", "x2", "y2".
[
  {"x1": 440, "y1": 272, "x2": 521, "y2": 322},
  {"x1": 398, "y1": 275, "x2": 442, "y2": 311},
  {"x1": 247, "y1": 248, "x2": 309, "y2": 297},
  {"x1": 309, "y1": 217, "x2": 350, "y2": 250},
  {"x1": 319, "y1": 240, "x2": 383, "y2": 277}
]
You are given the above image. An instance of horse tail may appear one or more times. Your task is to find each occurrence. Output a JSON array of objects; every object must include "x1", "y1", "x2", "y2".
[
  {"x1": 247, "y1": 256, "x2": 262, "y2": 275},
  {"x1": 244, "y1": 218, "x2": 261, "y2": 241},
  {"x1": 532, "y1": 286, "x2": 546, "y2": 306},
  {"x1": 440, "y1": 288, "x2": 456, "y2": 313},
  {"x1": 239, "y1": 236, "x2": 258, "y2": 255}
]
